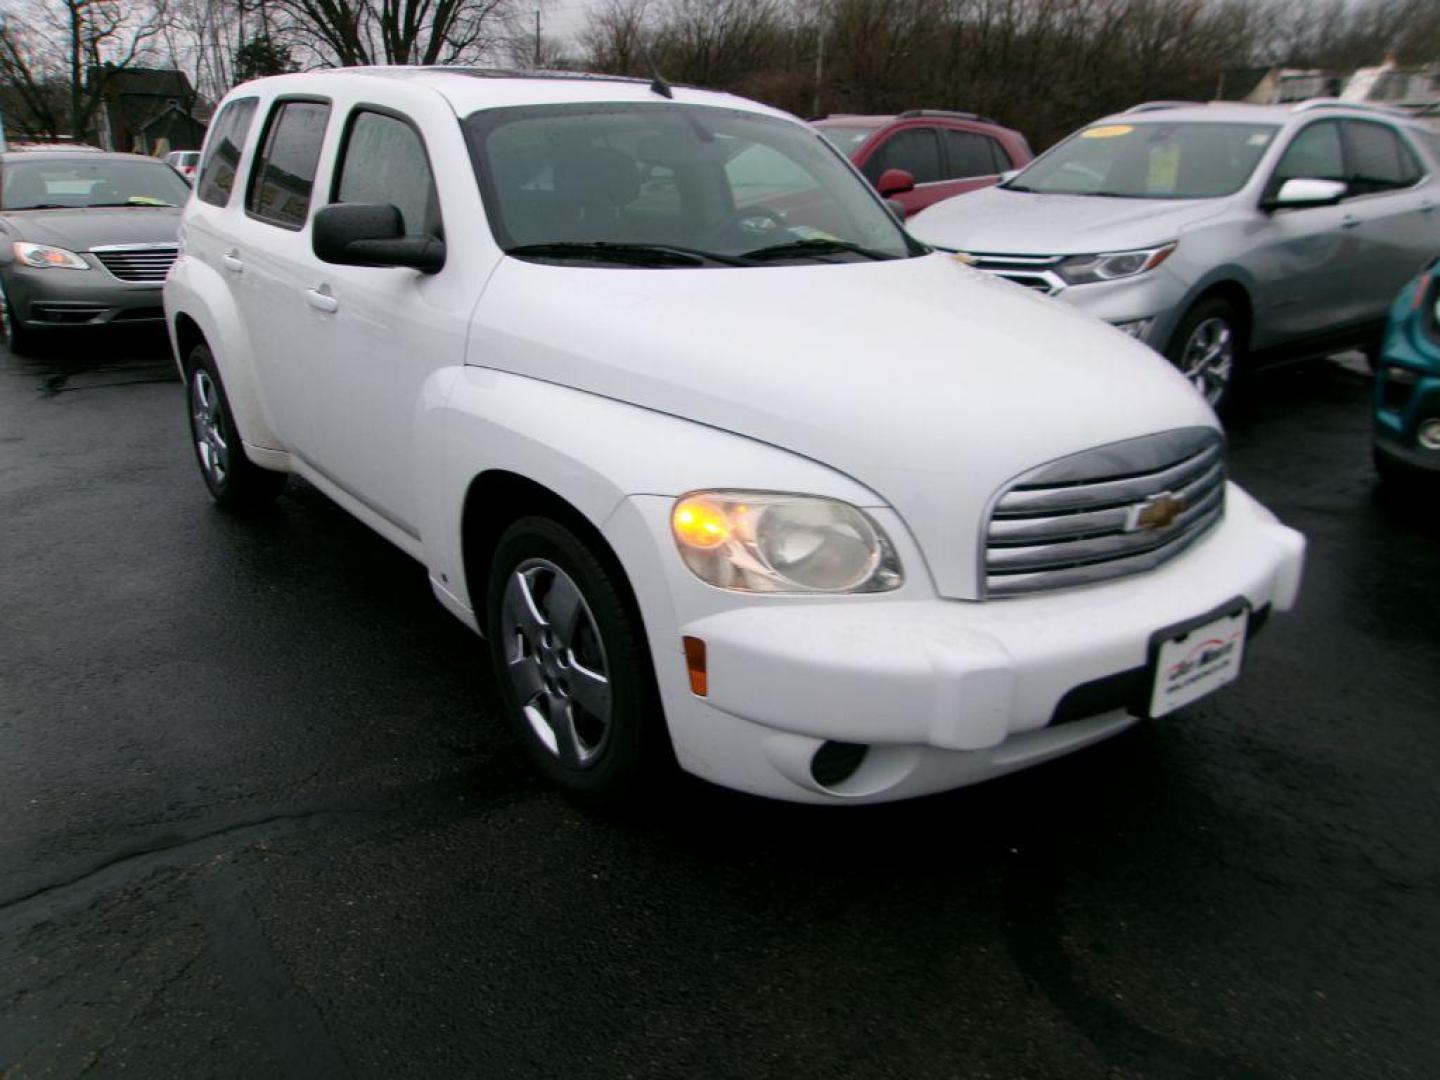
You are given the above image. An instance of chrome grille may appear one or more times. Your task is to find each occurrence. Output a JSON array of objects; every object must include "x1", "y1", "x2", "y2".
[
  {"x1": 92, "y1": 244, "x2": 178, "y2": 282},
  {"x1": 960, "y1": 253, "x2": 1064, "y2": 296},
  {"x1": 984, "y1": 428, "x2": 1226, "y2": 597}
]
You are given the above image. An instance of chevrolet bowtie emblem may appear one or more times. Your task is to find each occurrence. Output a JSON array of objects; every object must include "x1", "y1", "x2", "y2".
[
  {"x1": 952, "y1": 252, "x2": 979, "y2": 266},
  {"x1": 1128, "y1": 492, "x2": 1187, "y2": 532}
]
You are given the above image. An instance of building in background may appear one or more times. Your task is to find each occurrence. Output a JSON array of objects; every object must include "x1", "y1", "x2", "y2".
[{"x1": 90, "y1": 67, "x2": 210, "y2": 154}]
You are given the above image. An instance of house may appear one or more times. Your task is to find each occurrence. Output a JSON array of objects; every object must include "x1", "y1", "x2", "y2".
[{"x1": 88, "y1": 66, "x2": 209, "y2": 154}]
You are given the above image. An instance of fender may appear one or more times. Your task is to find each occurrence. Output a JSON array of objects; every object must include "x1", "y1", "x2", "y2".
[
  {"x1": 416, "y1": 365, "x2": 885, "y2": 629},
  {"x1": 164, "y1": 248, "x2": 287, "y2": 457}
]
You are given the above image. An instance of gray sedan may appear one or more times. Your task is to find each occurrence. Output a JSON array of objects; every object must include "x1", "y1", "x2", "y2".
[{"x1": 0, "y1": 151, "x2": 189, "y2": 355}]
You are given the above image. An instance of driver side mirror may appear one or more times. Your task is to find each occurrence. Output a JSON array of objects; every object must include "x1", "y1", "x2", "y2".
[
  {"x1": 875, "y1": 168, "x2": 915, "y2": 198},
  {"x1": 1263, "y1": 177, "x2": 1347, "y2": 212},
  {"x1": 313, "y1": 203, "x2": 446, "y2": 273}
]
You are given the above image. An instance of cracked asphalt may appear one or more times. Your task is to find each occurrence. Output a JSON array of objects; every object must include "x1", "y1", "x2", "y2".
[{"x1": 1, "y1": 330, "x2": 1437, "y2": 1079}]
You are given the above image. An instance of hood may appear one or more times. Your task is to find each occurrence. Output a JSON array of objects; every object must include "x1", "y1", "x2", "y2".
[
  {"x1": 907, "y1": 186, "x2": 1226, "y2": 255},
  {"x1": 472, "y1": 253, "x2": 1217, "y2": 599},
  {"x1": 4, "y1": 206, "x2": 182, "y2": 251}
]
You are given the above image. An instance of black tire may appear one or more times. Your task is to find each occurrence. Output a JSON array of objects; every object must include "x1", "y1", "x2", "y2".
[
  {"x1": 184, "y1": 343, "x2": 287, "y2": 511},
  {"x1": 1166, "y1": 296, "x2": 1244, "y2": 414},
  {"x1": 484, "y1": 515, "x2": 668, "y2": 803},
  {"x1": 0, "y1": 278, "x2": 37, "y2": 357}
]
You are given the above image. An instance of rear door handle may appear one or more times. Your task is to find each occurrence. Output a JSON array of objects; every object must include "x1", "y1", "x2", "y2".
[
  {"x1": 1341, "y1": 214, "x2": 1361, "y2": 229},
  {"x1": 306, "y1": 286, "x2": 338, "y2": 313},
  {"x1": 221, "y1": 250, "x2": 243, "y2": 272}
]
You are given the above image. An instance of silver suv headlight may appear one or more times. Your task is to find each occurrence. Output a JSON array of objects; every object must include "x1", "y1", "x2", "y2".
[
  {"x1": 13, "y1": 242, "x2": 90, "y2": 270},
  {"x1": 1056, "y1": 242, "x2": 1175, "y2": 286},
  {"x1": 671, "y1": 491, "x2": 903, "y2": 594}
]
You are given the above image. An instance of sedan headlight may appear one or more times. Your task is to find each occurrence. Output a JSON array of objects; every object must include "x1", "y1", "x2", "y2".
[
  {"x1": 671, "y1": 491, "x2": 903, "y2": 594},
  {"x1": 1056, "y1": 243, "x2": 1175, "y2": 286},
  {"x1": 13, "y1": 242, "x2": 90, "y2": 270}
]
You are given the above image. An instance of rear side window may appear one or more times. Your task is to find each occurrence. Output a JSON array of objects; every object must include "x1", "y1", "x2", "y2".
[
  {"x1": 864, "y1": 128, "x2": 942, "y2": 184},
  {"x1": 196, "y1": 98, "x2": 257, "y2": 207},
  {"x1": 334, "y1": 110, "x2": 441, "y2": 238},
  {"x1": 247, "y1": 100, "x2": 330, "y2": 229},
  {"x1": 1343, "y1": 121, "x2": 1423, "y2": 194},
  {"x1": 942, "y1": 130, "x2": 1008, "y2": 179}
]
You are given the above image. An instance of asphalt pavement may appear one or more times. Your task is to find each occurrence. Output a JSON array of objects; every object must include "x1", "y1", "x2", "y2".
[{"x1": 1, "y1": 330, "x2": 1437, "y2": 1079}]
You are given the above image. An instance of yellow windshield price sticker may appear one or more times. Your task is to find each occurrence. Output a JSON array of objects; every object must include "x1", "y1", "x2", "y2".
[{"x1": 1083, "y1": 125, "x2": 1134, "y2": 139}]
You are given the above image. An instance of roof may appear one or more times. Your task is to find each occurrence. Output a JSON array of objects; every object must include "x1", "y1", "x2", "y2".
[
  {"x1": 1095, "y1": 99, "x2": 1429, "y2": 127},
  {"x1": 0, "y1": 150, "x2": 167, "y2": 165},
  {"x1": 228, "y1": 66, "x2": 795, "y2": 123}
]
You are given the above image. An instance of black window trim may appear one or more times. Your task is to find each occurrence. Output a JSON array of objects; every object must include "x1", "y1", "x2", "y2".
[
  {"x1": 327, "y1": 101, "x2": 444, "y2": 239},
  {"x1": 1338, "y1": 118, "x2": 1430, "y2": 201},
  {"x1": 196, "y1": 94, "x2": 260, "y2": 209},
  {"x1": 244, "y1": 94, "x2": 333, "y2": 232}
]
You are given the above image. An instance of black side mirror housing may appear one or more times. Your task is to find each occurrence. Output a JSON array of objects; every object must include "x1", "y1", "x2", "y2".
[{"x1": 312, "y1": 203, "x2": 445, "y2": 273}]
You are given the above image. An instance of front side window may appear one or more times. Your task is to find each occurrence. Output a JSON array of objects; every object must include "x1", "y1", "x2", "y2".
[
  {"x1": 0, "y1": 158, "x2": 190, "y2": 210},
  {"x1": 334, "y1": 110, "x2": 441, "y2": 238},
  {"x1": 464, "y1": 103, "x2": 920, "y2": 267},
  {"x1": 1271, "y1": 121, "x2": 1346, "y2": 191},
  {"x1": 197, "y1": 98, "x2": 257, "y2": 208},
  {"x1": 247, "y1": 100, "x2": 330, "y2": 229},
  {"x1": 863, "y1": 128, "x2": 942, "y2": 184},
  {"x1": 1343, "y1": 121, "x2": 1423, "y2": 195},
  {"x1": 1012, "y1": 121, "x2": 1278, "y2": 199}
]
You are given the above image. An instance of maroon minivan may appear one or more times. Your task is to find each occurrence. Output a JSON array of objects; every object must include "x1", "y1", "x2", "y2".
[{"x1": 813, "y1": 110, "x2": 1033, "y2": 218}]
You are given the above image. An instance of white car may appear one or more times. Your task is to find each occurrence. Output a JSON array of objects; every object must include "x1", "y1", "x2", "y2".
[
  {"x1": 164, "y1": 149, "x2": 201, "y2": 180},
  {"x1": 164, "y1": 68, "x2": 1305, "y2": 804}
]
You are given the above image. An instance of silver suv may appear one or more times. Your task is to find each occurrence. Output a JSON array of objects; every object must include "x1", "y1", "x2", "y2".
[{"x1": 908, "y1": 100, "x2": 1440, "y2": 407}]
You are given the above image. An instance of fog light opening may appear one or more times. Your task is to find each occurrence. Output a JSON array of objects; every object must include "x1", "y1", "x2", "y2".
[
  {"x1": 809, "y1": 740, "x2": 869, "y2": 789},
  {"x1": 1417, "y1": 418, "x2": 1440, "y2": 452}
]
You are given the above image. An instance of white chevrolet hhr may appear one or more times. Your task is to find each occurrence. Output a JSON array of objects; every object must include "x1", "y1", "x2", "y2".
[{"x1": 164, "y1": 67, "x2": 1305, "y2": 804}]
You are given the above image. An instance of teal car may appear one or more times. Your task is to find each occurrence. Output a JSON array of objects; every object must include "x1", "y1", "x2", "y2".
[{"x1": 1374, "y1": 258, "x2": 1440, "y2": 484}]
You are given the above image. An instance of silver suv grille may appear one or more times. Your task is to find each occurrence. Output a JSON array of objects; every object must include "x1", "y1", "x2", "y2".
[
  {"x1": 984, "y1": 428, "x2": 1226, "y2": 597},
  {"x1": 961, "y1": 253, "x2": 1064, "y2": 295},
  {"x1": 92, "y1": 244, "x2": 179, "y2": 282}
]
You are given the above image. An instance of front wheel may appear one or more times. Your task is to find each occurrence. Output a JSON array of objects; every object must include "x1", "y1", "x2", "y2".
[
  {"x1": 485, "y1": 516, "x2": 667, "y2": 802},
  {"x1": 0, "y1": 278, "x2": 37, "y2": 357},
  {"x1": 185, "y1": 344, "x2": 287, "y2": 511},
  {"x1": 1167, "y1": 297, "x2": 1242, "y2": 412}
]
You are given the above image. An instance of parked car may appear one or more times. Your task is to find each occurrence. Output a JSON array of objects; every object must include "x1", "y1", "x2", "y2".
[
  {"x1": 1373, "y1": 256, "x2": 1440, "y2": 483},
  {"x1": 0, "y1": 150, "x2": 189, "y2": 354},
  {"x1": 165, "y1": 69, "x2": 1304, "y2": 805},
  {"x1": 908, "y1": 100, "x2": 1440, "y2": 409},
  {"x1": 165, "y1": 149, "x2": 201, "y2": 180},
  {"x1": 812, "y1": 110, "x2": 1033, "y2": 218}
]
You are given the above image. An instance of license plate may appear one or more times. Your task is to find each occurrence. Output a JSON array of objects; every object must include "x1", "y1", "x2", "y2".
[{"x1": 1149, "y1": 606, "x2": 1248, "y2": 718}]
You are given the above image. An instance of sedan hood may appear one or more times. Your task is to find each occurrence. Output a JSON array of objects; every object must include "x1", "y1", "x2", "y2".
[
  {"x1": 5, "y1": 207, "x2": 182, "y2": 251},
  {"x1": 907, "y1": 186, "x2": 1225, "y2": 255},
  {"x1": 472, "y1": 253, "x2": 1216, "y2": 599}
]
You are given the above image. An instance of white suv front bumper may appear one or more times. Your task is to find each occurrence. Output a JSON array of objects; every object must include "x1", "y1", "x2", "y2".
[{"x1": 610, "y1": 483, "x2": 1303, "y2": 804}]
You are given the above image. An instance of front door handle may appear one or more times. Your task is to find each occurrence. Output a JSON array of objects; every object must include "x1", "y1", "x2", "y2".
[
  {"x1": 1341, "y1": 214, "x2": 1361, "y2": 229},
  {"x1": 221, "y1": 250, "x2": 243, "y2": 272},
  {"x1": 306, "y1": 286, "x2": 338, "y2": 313}
]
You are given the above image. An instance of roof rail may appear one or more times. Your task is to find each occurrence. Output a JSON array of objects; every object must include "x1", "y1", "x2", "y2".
[
  {"x1": 896, "y1": 108, "x2": 1001, "y2": 126},
  {"x1": 1289, "y1": 97, "x2": 1411, "y2": 117},
  {"x1": 1123, "y1": 101, "x2": 1203, "y2": 114}
]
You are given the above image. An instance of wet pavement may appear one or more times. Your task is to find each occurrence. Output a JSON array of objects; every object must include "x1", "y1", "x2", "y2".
[{"x1": 1, "y1": 332, "x2": 1437, "y2": 1079}]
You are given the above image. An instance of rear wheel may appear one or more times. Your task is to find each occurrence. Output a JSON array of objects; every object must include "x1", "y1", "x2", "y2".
[
  {"x1": 0, "y1": 278, "x2": 37, "y2": 357},
  {"x1": 185, "y1": 343, "x2": 287, "y2": 511},
  {"x1": 1167, "y1": 297, "x2": 1242, "y2": 412},
  {"x1": 485, "y1": 515, "x2": 667, "y2": 802}
]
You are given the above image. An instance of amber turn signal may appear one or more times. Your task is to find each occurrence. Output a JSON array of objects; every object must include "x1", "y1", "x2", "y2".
[{"x1": 682, "y1": 635, "x2": 707, "y2": 696}]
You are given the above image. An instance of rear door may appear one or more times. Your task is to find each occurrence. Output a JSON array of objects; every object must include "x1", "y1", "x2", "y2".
[{"x1": 1338, "y1": 119, "x2": 1439, "y2": 320}]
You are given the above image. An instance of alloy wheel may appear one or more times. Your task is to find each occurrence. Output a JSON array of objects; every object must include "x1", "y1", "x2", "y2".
[
  {"x1": 500, "y1": 558, "x2": 613, "y2": 768},
  {"x1": 190, "y1": 369, "x2": 229, "y2": 486},
  {"x1": 1179, "y1": 316, "x2": 1234, "y2": 406}
]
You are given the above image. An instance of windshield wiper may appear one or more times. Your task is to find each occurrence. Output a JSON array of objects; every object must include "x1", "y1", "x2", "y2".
[
  {"x1": 5, "y1": 203, "x2": 72, "y2": 211},
  {"x1": 739, "y1": 238, "x2": 894, "y2": 262},
  {"x1": 85, "y1": 200, "x2": 177, "y2": 208},
  {"x1": 505, "y1": 241, "x2": 747, "y2": 268}
]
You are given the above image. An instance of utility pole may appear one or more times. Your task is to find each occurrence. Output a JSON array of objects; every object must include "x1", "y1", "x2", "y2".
[
  {"x1": 0, "y1": 10, "x2": 9, "y2": 152},
  {"x1": 811, "y1": 2, "x2": 826, "y2": 118},
  {"x1": 534, "y1": 8, "x2": 541, "y2": 69}
]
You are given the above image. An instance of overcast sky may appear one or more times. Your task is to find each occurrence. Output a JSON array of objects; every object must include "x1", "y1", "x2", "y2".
[{"x1": 542, "y1": 0, "x2": 600, "y2": 47}]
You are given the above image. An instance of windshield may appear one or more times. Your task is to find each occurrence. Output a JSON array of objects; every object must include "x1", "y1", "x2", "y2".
[
  {"x1": 1010, "y1": 121, "x2": 1279, "y2": 199},
  {"x1": 463, "y1": 103, "x2": 920, "y2": 267},
  {"x1": 1, "y1": 158, "x2": 190, "y2": 209},
  {"x1": 814, "y1": 125, "x2": 877, "y2": 156}
]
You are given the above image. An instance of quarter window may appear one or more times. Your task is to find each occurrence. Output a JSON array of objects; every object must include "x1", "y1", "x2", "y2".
[
  {"x1": 246, "y1": 100, "x2": 330, "y2": 230},
  {"x1": 1342, "y1": 121, "x2": 1423, "y2": 195},
  {"x1": 943, "y1": 130, "x2": 1008, "y2": 179},
  {"x1": 864, "y1": 128, "x2": 943, "y2": 185},
  {"x1": 334, "y1": 110, "x2": 441, "y2": 237},
  {"x1": 196, "y1": 98, "x2": 258, "y2": 208}
]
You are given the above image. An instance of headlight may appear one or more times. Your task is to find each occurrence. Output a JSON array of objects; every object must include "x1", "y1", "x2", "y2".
[
  {"x1": 671, "y1": 491, "x2": 903, "y2": 594},
  {"x1": 13, "y1": 242, "x2": 89, "y2": 270},
  {"x1": 1056, "y1": 243, "x2": 1175, "y2": 286}
]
